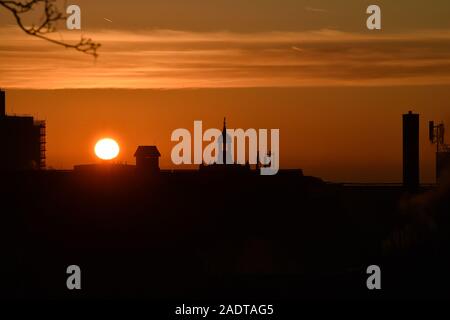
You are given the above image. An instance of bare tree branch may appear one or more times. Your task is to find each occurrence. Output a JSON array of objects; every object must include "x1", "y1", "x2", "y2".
[{"x1": 0, "y1": 0, "x2": 100, "y2": 57}]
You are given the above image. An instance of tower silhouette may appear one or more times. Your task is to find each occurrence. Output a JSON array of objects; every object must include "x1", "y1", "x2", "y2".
[
  {"x1": 403, "y1": 111, "x2": 419, "y2": 190},
  {"x1": 217, "y1": 117, "x2": 232, "y2": 165},
  {"x1": 0, "y1": 89, "x2": 5, "y2": 118},
  {"x1": 0, "y1": 89, "x2": 46, "y2": 170}
]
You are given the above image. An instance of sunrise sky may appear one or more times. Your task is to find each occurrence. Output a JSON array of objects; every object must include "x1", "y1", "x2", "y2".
[{"x1": 1, "y1": 0, "x2": 450, "y2": 182}]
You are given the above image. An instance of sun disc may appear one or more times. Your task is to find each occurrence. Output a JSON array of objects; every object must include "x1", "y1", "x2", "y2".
[{"x1": 95, "y1": 138, "x2": 120, "y2": 160}]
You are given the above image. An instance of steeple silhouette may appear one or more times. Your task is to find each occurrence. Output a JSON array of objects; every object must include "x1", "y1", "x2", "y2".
[{"x1": 215, "y1": 117, "x2": 233, "y2": 165}]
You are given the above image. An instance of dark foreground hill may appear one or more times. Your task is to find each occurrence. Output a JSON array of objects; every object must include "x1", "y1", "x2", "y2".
[{"x1": 1, "y1": 170, "x2": 449, "y2": 300}]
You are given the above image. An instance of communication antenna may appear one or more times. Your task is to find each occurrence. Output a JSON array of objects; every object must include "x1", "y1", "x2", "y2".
[
  {"x1": 429, "y1": 121, "x2": 447, "y2": 153},
  {"x1": 430, "y1": 120, "x2": 450, "y2": 184},
  {"x1": 429, "y1": 121, "x2": 435, "y2": 143}
]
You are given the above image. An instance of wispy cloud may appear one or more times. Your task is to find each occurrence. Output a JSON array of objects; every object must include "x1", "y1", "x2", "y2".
[
  {"x1": 1, "y1": 27, "x2": 450, "y2": 89},
  {"x1": 305, "y1": 6, "x2": 327, "y2": 13}
]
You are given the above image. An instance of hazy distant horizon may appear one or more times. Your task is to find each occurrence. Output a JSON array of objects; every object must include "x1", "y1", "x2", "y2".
[{"x1": 4, "y1": 86, "x2": 448, "y2": 183}]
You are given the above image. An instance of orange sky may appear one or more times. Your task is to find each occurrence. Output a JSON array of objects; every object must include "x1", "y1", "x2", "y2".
[
  {"x1": 5, "y1": 87, "x2": 449, "y2": 183},
  {"x1": 2, "y1": 27, "x2": 450, "y2": 89}
]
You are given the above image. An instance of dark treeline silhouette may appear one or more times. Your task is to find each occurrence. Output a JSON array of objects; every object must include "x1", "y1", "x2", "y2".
[{"x1": 1, "y1": 167, "x2": 450, "y2": 300}]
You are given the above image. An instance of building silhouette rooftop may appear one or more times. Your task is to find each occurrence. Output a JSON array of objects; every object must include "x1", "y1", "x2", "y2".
[
  {"x1": 0, "y1": 89, "x2": 46, "y2": 171},
  {"x1": 134, "y1": 146, "x2": 161, "y2": 157}
]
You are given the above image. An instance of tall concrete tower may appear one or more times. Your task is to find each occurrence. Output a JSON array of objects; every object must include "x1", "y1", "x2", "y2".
[{"x1": 403, "y1": 111, "x2": 420, "y2": 190}]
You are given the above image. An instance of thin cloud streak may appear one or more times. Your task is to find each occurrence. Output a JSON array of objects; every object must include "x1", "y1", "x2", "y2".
[
  {"x1": 1, "y1": 27, "x2": 450, "y2": 89},
  {"x1": 305, "y1": 7, "x2": 327, "y2": 13}
]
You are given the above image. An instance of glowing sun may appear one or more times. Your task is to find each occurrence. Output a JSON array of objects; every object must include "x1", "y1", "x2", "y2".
[{"x1": 95, "y1": 138, "x2": 120, "y2": 160}]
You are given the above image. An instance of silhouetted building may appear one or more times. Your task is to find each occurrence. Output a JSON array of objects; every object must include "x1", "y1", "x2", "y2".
[
  {"x1": 0, "y1": 89, "x2": 5, "y2": 117},
  {"x1": 74, "y1": 163, "x2": 135, "y2": 175},
  {"x1": 437, "y1": 150, "x2": 450, "y2": 183},
  {"x1": 0, "y1": 89, "x2": 46, "y2": 171},
  {"x1": 134, "y1": 146, "x2": 161, "y2": 175},
  {"x1": 217, "y1": 117, "x2": 233, "y2": 165},
  {"x1": 199, "y1": 117, "x2": 253, "y2": 175},
  {"x1": 429, "y1": 120, "x2": 450, "y2": 184},
  {"x1": 403, "y1": 111, "x2": 419, "y2": 190}
]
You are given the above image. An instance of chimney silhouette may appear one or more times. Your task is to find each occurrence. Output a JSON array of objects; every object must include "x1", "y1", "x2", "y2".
[
  {"x1": 403, "y1": 111, "x2": 420, "y2": 190},
  {"x1": 0, "y1": 89, "x2": 5, "y2": 117}
]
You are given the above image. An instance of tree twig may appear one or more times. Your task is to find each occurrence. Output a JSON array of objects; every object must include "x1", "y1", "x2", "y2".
[{"x1": 0, "y1": 0, "x2": 100, "y2": 57}]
